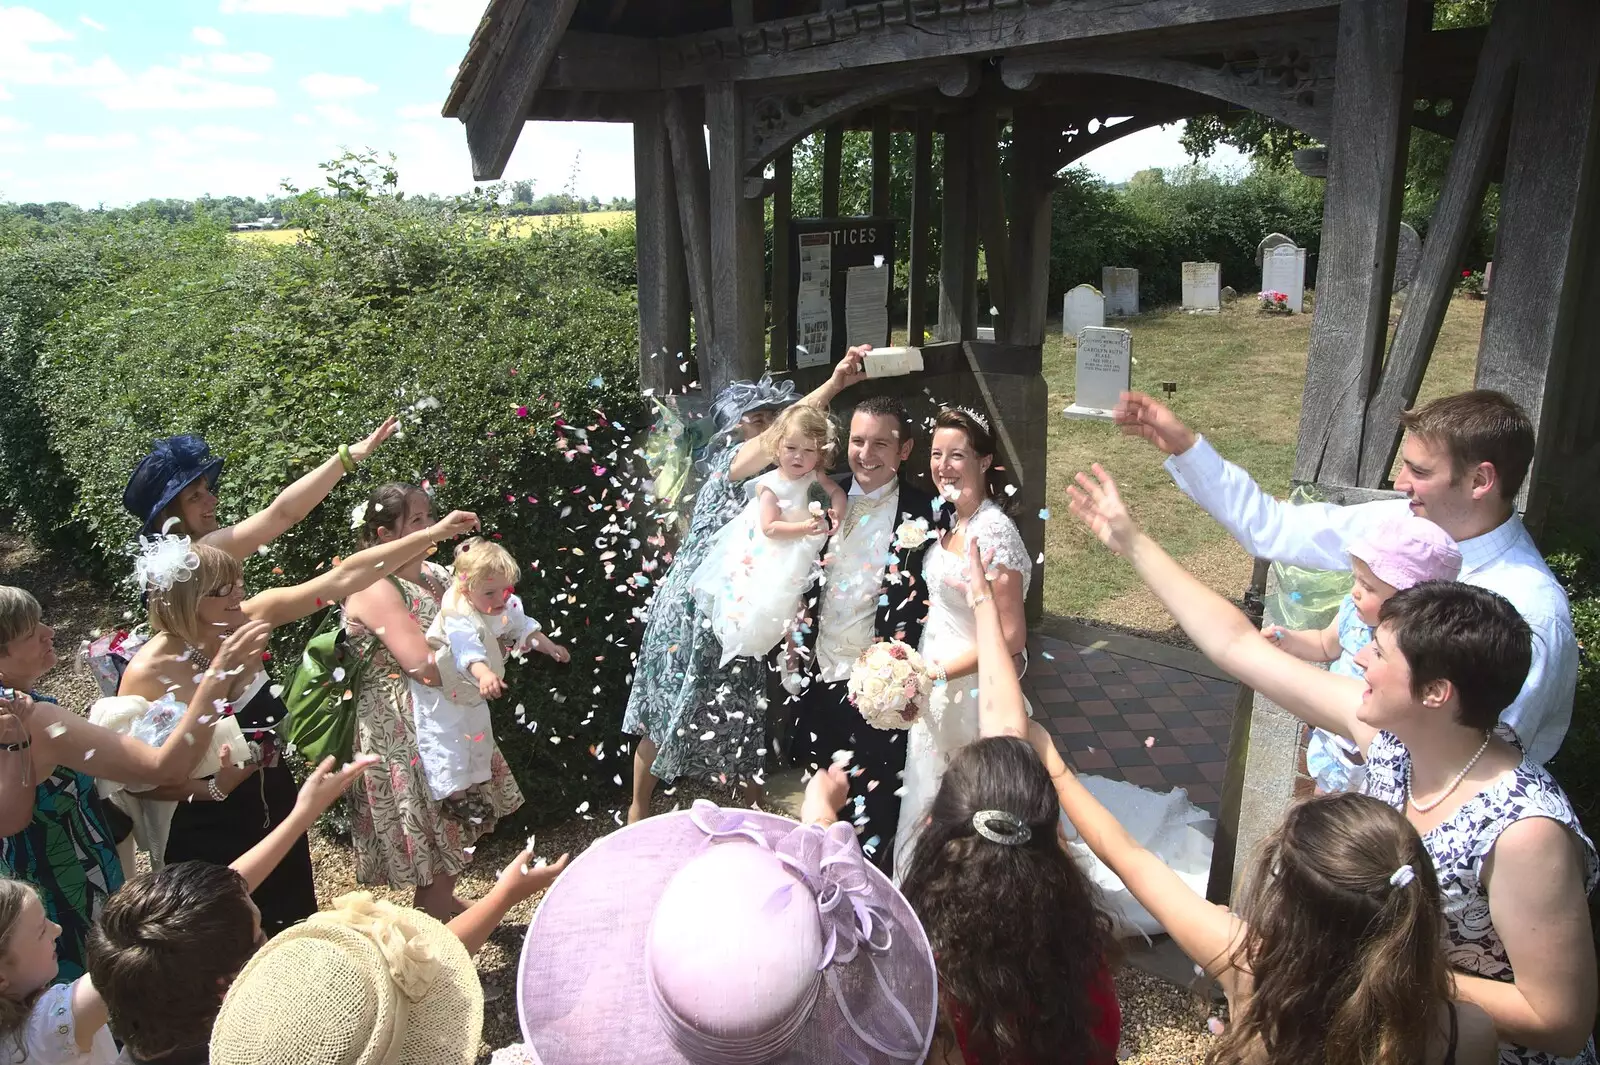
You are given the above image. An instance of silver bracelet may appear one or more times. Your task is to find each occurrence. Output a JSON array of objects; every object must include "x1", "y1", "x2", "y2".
[
  {"x1": 206, "y1": 776, "x2": 226, "y2": 802},
  {"x1": 968, "y1": 593, "x2": 992, "y2": 608}
]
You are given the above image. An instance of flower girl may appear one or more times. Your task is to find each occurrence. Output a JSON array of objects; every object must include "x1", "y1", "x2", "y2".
[
  {"x1": 413, "y1": 538, "x2": 568, "y2": 815},
  {"x1": 691, "y1": 404, "x2": 845, "y2": 665}
]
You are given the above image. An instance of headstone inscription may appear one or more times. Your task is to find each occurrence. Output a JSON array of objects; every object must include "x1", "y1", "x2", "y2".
[{"x1": 1062, "y1": 326, "x2": 1132, "y2": 421}]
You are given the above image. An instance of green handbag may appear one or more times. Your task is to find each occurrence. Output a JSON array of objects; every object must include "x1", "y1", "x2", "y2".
[{"x1": 282, "y1": 577, "x2": 400, "y2": 765}]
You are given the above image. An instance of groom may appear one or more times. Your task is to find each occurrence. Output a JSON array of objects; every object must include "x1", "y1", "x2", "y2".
[{"x1": 789, "y1": 395, "x2": 936, "y2": 872}]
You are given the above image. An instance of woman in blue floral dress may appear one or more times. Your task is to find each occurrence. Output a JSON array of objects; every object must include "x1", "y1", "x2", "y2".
[{"x1": 623, "y1": 352, "x2": 868, "y2": 823}]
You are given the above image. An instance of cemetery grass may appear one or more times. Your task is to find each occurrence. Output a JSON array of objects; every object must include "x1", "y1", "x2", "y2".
[{"x1": 1039, "y1": 295, "x2": 1483, "y2": 638}]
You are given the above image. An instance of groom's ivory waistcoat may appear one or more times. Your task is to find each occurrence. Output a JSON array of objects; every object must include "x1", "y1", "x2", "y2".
[{"x1": 816, "y1": 479, "x2": 900, "y2": 683}]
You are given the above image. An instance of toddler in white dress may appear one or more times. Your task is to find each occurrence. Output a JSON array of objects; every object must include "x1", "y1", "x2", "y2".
[
  {"x1": 412, "y1": 538, "x2": 568, "y2": 808},
  {"x1": 691, "y1": 403, "x2": 845, "y2": 666},
  {"x1": 0, "y1": 881, "x2": 117, "y2": 1065}
]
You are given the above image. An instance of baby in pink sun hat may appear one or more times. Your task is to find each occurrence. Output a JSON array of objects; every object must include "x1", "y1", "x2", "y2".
[{"x1": 1265, "y1": 513, "x2": 1463, "y2": 792}]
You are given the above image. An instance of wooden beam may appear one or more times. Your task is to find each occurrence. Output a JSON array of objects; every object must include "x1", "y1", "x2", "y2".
[
  {"x1": 542, "y1": 31, "x2": 660, "y2": 92},
  {"x1": 707, "y1": 81, "x2": 767, "y2": 390},
  {"x1": 973, "y1": 109, "x2": 1011, "y2": 335},
  {"x1": 633, "y1": 95, "x2": 692, "y2": 396},
  {"x1": 1002, "y1": 53, "x2": 1332, "y2": 143},
  {"x1": 1003, "y1": 107, "x2": 1055, "y2": 346},
  {"x1": 937, "y1": 121, "x2": 978, "y2": 343},
  {"x1": 1294, "y1": 0, "x2": 1420, "y2": 485},
  {"x1": 1358, "y1": 8, "x2": 1519, "y2": 487},
  {"x1": 461, "y1": 0, "x2": 581, "y2": 180},
  {"x1": 1476, "y1": 0, "x2": 1600, "y2": 510},
  {"x1": 907, "y1": 108, "x2": 934, "y2": 347},
  {"x1": 870, "y1": 109, "x2": 892, "y2": 216},
  {"x1": 821, "y1": 124, "x2": 843, "y2": 217},
  {"x1": 770, "y1": 148, "x2": 794, "y2": 371},
  {"x1": 665, "y1": 90, "x2": 716, "y2": 364},
  {"x1": 661, "y1": 0, "x2": 1340, "y2": 86}
]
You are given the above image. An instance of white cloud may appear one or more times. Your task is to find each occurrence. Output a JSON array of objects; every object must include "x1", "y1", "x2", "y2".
[
  {"x1": 208, "y1": 51, "x2": 273, "y2": 74},
  {"x1": 90, "y1": 66, "x2": 277, "y2": 111},
  {"x1": 300, "y1": 72, "x2": 378, "y2": 99},
  {"x1": 395, "y1": 103, "x2": 440, "y2": 120},
  {"x1": 3, "y1": 7, "x2": 72, "y2": 43},
  {"x1": 0, "y1": 8, "x2": 126, "y2": 88},
  {"x1": 191, "y1": 124, "x2": 266, "y2": 144},
  {"x1": 220, "y1": 0, "x2": 401, "y2": 14},
  {"x1": 79, "y1": 14, "x2": 105, "y2": 30},
  {"x1": 0, "y1": 115, "x2": 27, "y2": 133},
  {"x1": 409, "y1": 0, "x2": 483, "y2": 35},
  {"x1": 313, "y1": 103, "x2": 365, "y2": 127},
  {"x1": 192, "y1": 26, "x2": 227, "y2": 46},
  {"x1": 45, "y1": 131, "x2": 139, "y2": 150},
  {"x1": 0, "y1": 86, "x2": 11, "y2": 101},
  {"x1": 1077, "y1": 122, "x2": 1249, "y2": 184}
]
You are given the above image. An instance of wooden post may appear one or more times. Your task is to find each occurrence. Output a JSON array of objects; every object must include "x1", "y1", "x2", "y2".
[
  {"x1": 973, "y1": 108, "x2": 1011, "y2": 331},
  {"x1": 1206, "y1": 558, "x2": 1270, "y2": 905},
  {"x1": 907, "y1": 109, "x2": 934, "y2": 346},
  {"x1": 1294, "y1": 0, "x2": 1420, "y2": 485},
  {"x1": 870, "y1": 109, "x2": 892, "y2": 217},
  {"x1": 1476, "y1": 0, "x2": 1600, "y2": 511},
  {"x1": 633, "y1": 95, "x2": 692, "y2": 396},
  {"x1": 822, "y1": 123, "x2": 843, "y2": 217},
  {"x1": 771, "y1": 148, "x2": 794, "y2": 371},
  {"x1": 665, "y1": 90, "x2": 716, "y2": 365},
  {"x1": 706, "y1": 81, "x2": 766, "y2": 390},
  {"x1": 1003, "y1": 107, "x2": 1055, "y2": 346},
  {"x1": 937, "y1": 119, "x2": 978, "y2": 342},
  {"x1": 1358, "y1": 7, "x2": 1519, "y2": 486}
]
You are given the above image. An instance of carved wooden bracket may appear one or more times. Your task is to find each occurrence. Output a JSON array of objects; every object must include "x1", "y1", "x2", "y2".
[
  {"x1": 741, "y1": 60, "x2": 979, "y2": 196},
  {"x1": 1001, "y1": 48, "x2": 1333, "y2": 143}
]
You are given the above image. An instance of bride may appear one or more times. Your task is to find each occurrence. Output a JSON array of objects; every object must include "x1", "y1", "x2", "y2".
[{"x1": 894, "y1": 407, "x2": 1031, "y2": 881}]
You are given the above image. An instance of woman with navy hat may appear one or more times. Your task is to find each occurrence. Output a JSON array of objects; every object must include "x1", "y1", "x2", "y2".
[
  {"x1": 122, "y1": 418, "x2": 397, "y2": 551},
  {"x1": 622, "y1": 350, "x2": 868, "y2": 825}
]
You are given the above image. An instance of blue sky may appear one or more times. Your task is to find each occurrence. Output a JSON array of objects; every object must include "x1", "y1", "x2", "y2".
[{"x1": 0, "y1": 2, "x2": 1245, "y2": 207}]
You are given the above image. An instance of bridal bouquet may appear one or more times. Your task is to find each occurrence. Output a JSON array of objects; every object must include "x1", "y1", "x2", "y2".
[{"x1": 849, "y1": 641, "x2": 933, "y2": 731}]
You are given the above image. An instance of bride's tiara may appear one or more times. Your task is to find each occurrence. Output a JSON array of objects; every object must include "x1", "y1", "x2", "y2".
[{"x1": 950, "y1": 405, "x2": 991, "y2": 434}]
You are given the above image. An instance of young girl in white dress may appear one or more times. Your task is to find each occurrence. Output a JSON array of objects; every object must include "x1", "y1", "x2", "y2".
[
  {"x1": 413, "y1": 538, "x2": 569, "y2": 814},
  {"x1": 691, "y1": 403, "x2": 846, "y2": 666},
  {"x1": 895, "y1": 407, "x2": 1032, "y2": 881}
]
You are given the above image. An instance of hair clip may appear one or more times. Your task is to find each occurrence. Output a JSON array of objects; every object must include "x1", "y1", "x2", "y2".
[
  {"x1": 971, "y1": 809, "x2": 1031, "y2": 846},
  {"x1": 1388, "y1": 864, "x2": 1415, "y2": 888}
]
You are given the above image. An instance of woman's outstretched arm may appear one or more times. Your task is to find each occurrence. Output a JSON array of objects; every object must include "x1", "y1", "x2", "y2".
[{"x1": 1066, "y1": 464, "x2": 1373, "y2": 751}]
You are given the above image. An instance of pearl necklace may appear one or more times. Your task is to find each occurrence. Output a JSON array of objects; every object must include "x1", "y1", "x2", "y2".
[{"x1": 1406, "y1": 731, "x2": 1492, "y2": 813}]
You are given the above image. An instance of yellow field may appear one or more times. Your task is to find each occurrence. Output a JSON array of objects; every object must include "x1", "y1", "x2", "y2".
[{"x1": 232, "y1": 209, "x2": 635, "y2": 245}]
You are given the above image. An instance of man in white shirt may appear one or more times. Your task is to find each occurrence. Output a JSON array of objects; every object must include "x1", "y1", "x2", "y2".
[
  {"x1": 1115, "y1": 389, "x2": 1577, "y2": 763},
  {"x1": 788, "y1": 395, "x2": 936, "y2": 871}
]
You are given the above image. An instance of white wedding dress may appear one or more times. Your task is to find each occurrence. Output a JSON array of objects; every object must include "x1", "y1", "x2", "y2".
[
  {"x1": 891, "y1": 502, "x2": 1214, "y2": 937},
  {"x1": 895, "y1": 500, "x2": 1032, "y2": 882}
]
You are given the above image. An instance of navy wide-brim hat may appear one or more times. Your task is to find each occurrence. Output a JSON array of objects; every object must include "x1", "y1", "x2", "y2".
[{"x1": 123, "y1": 435, "x2": 223, "y2": 537}]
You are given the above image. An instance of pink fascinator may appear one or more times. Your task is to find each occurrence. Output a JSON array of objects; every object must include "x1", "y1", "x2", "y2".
[{"x1": 517, "y1": 801, "x2": 936, "y2": 1064}]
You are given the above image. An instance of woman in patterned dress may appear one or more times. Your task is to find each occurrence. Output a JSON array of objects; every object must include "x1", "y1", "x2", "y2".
[
  {"x1": 1067, "y1": 465, "x2": 1598, "y2": 1065},
  {"x1": 623, "y1": 352, "x2": 869, "y2": 824},
  {"x1": 342, "y1": 483, "x2": 523, "y2": 920}
]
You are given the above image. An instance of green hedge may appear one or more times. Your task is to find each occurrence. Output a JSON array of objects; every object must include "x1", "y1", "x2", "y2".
[{"x1": 28, "y1": 194, "x2": 648, "y2": 825}]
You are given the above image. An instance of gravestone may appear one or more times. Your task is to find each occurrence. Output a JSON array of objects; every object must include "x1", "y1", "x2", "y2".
[
  {"x1": 1061, "y1": 326, "x2": 1131, "y2": 421},
  {"x1": 1394, "y1": 223, "x2": 1421, "y2": 291},
  {"x1": 1256, "y1": 232, "x2": 1296, "y2": 267},
  {"x1": 1102, "y1": 267, "x2": 1139, "y2": 316},
  {"x1": 1261, "y1": 244, "x2": 1307, "y2": 313},
  {"x1": 1484, "y1": 261, "x2": 1493, "y2": 293},
  {"x1": 1062, "y1": 284, "x2": 1105, "y2": 338},
  {"x1": 976, "y1": 326, "x2": 996, "y2": 341},
  {"x1": 1181, "y1": 262, "x2": 1221, "y2": 312}
]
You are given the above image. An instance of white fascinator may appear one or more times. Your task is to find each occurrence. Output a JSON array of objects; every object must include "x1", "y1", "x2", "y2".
[{"x1": 134, "y1": 533, "x2": 202, "y2": 593}]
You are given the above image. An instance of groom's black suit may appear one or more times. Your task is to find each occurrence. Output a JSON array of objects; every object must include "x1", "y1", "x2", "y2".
[{"x1": 788, "y1": 471, "x2": 935, "y2": 872}]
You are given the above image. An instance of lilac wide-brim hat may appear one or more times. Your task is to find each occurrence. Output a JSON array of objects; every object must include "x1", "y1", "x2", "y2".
[{"x1": 518, "y1": 801, "x2": 937, "y2": 1065}]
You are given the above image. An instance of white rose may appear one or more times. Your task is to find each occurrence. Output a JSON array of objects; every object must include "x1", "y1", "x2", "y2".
[{"x1": 891, "y1": 659, "x2": 912, "y2": 682}]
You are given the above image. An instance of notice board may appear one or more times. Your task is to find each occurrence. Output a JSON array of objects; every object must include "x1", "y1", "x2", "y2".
[{"x1": 786, "y1": 218, "x2": 898, "y2": 369}]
